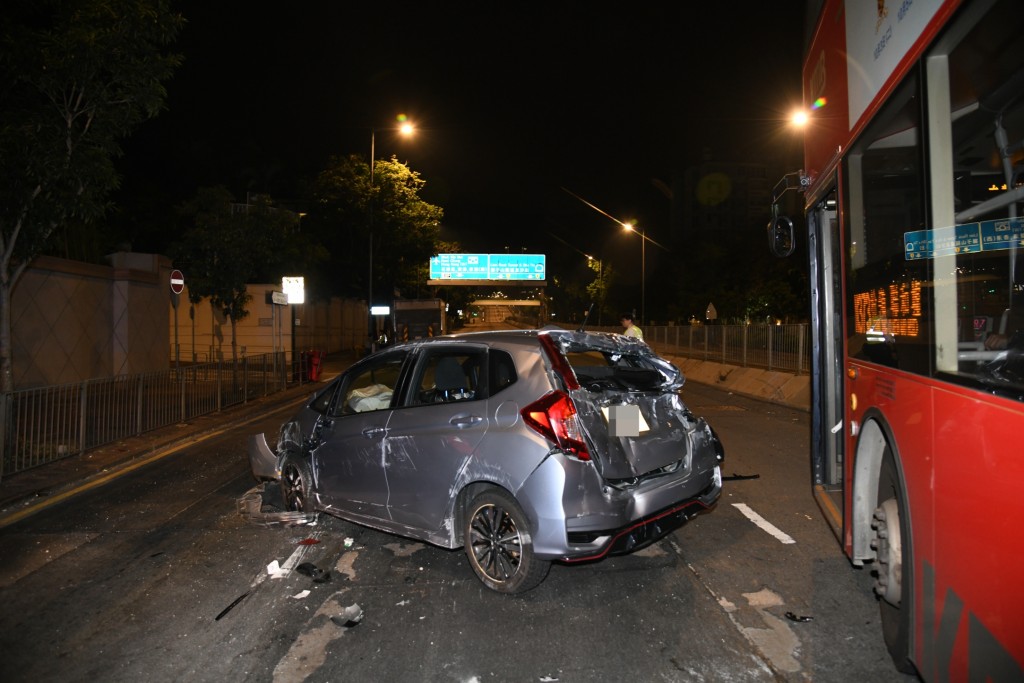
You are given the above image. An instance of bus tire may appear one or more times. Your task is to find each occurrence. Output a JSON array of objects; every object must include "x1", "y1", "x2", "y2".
[{"x1": 872, "y1": 448, "x2": 916, "y2": 674}]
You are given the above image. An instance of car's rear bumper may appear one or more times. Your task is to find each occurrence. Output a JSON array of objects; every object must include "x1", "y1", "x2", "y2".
[
  {"x1": 560, "y1": 477, "x2": 721, "y2": 561},
  {"x1": 521, "y1": 454, "x2": 722, "y2": 561}
]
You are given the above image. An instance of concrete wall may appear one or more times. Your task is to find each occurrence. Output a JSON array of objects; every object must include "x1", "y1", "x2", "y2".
[
  {"x1": 662, "y1": 353, "x2": 811, "y2": 412},
  {"x1": 12, "y1": 253, "x2": 171, "y2": 389},
  {"x1": 168, "y1": 284, "x2": 368, "y2": 364},
  {"x1": 10, "y1": 254, "x2": 369, "y2": 390}
]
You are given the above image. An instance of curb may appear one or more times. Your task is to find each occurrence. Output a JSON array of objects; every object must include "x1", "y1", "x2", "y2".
[{"x1": 0, "y1": 383, "x2": 318, "y2": 529}]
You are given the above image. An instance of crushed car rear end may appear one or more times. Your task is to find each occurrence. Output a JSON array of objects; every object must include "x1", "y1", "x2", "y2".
[{"x1": 512, "y1": 329, "x2": 724, "y2": 561}]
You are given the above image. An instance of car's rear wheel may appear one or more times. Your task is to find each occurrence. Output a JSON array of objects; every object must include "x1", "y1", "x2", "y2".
[
  {"x1": 280, "y1": 452, "x2": 314, "y2": 513},
  {"x1": 873, "y1": 447, "x2": 916, "y2": 674},
  {"x1": 464, "y1": 489, "x2": 549, "y2": 594}
]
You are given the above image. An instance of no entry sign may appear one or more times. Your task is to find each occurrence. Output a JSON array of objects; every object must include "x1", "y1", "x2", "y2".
[{"x1": 170, "y1": 269, "x2": 185, "y2": 295}]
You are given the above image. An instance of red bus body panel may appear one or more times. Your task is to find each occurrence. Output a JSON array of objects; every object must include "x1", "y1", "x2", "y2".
[{"x1": 801, "y1": 0, "x2": 1023, "y2": 678}]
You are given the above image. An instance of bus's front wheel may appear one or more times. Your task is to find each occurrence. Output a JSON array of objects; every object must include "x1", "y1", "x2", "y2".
[{"x1": 872, "y1": 449, "x2": 916, "y2": 674}]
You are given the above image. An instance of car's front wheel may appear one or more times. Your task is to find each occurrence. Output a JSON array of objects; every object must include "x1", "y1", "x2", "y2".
[
  {"x1": 464, "y1": 489, "x2": 550, "y2": 594},
  {"x1": 280, "y1": 452, "x2": 314, "y2": 513}
]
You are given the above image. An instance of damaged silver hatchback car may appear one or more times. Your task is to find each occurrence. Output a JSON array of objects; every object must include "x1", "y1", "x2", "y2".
[{"x1": 249, "y1": 328, "x2": 724, "y2": 594}]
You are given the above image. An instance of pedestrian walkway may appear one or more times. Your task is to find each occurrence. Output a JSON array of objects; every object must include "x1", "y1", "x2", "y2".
[{"x1": 0, "y1": 352, "x2": 356, "y2": 529}]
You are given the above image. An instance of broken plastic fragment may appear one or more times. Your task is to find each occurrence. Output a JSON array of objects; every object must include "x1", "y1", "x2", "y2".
[
  {"x1": 330, "y1": 603, "x2": 364, "y2": 628},
  {"x1": 267, "y1": 560, "x2": 281, "y2": 575},
  {"x1": 215, "y1": 591, "x2": 250, "y2": 621},
  {"x1": 723, "y1": 472, "x2": 760, "y2": 481},
  {"x1": 296, "y1": 562, "x2": 331, "y2": 583},
  {"x1": 344, "y1": 537, "x2": 354, "y2": 547},
  {"x1": 236, "y1": 485, "x2": 317, "y2": 527},
  {"x1": 298, "y1": 538, "x2": 321, "y2": 545},
  {"x1": 784, "y1": 611, "x2": 813, "y2": 622},
  {"x1": 292, "y1": 590, "x2": 310, "y2": 599}
]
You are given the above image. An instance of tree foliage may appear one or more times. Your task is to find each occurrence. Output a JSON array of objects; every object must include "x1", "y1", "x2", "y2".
[
  {"x1": 171, "y1": 187, "x2": 300, "y2": 363},
  {"x1": 308, "y1": 154, "x2": 444, "y2": 302},
  {"x1": 0, "y1": 0, "x2": 182, "y2": 390},
  {"x1": 585, "y1": 258, "x2": 614, "y2": 326}
]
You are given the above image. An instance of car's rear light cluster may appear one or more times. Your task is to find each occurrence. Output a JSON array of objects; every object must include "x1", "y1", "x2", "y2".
[{"x1": 522, "y1": 390, "x2": 591, "y2": 461}]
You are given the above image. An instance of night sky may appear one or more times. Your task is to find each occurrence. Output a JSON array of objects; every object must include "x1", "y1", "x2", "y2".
[{"x1": 116, "y1": 2, "x2": 807, "y2": 270}]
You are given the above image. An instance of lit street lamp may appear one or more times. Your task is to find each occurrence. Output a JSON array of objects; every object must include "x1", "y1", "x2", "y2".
[
  {"x1": 368, "y1": 118, "x2": 414, "y2": 351},
  {"x1": 560, "y1": 187, "x2": 667, "y2": 326},
  {"x1": 622, "y1": 222, "x2": 647, "y2": 326},
  {"x1": 621, "y1": 222, "x2": 670, "y2": 326}
]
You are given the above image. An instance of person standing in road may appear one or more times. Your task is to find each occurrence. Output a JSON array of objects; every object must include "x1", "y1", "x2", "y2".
[{"x1": 620, "y1": 313, "x2": 644, "y2": 341}]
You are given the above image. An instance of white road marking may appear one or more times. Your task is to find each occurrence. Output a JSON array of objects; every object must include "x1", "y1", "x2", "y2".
[{"x1": 732, "y1": 503, "x2": 796, "y2": 544}]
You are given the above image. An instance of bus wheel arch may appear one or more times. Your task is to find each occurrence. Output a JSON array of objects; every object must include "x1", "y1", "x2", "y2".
[
  {"x1": 851, "y1": 418, "x2": 888, "y2": 563},
  {"x1": 854, "y1": 415, "x2": 916, "y2": 674}
]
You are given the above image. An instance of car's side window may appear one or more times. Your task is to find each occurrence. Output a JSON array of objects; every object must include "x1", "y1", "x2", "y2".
[
  {"x1": 488, "y1": 349, "x2": 517, "y2": 395},
  {"x1": 412, "y1": 350, "x2": 484, "y2": 405},
  {"x1": 309, "y1": 379, "x2": 340, "y2": 415},
  {"x1": 332, "y1": 353, "x2": 406, "y2": 416}
]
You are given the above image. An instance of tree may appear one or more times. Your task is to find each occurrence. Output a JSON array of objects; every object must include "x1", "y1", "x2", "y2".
[
  {"x1": 308, "y1": 154, "x2": 444, "y2": 302},
  {"x1": 0, "y1": 0, "x2": 182, "y2": 391},
  {"x1": 171, "y1": 187, "x2": 299, "y2": 365},
  {"x1": 585, "y1": 258, "x2": 614, "y2": 326}
]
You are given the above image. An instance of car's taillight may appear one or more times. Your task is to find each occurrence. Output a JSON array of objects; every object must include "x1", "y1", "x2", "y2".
[{"x1": 521, "y1": 390, "x2": 591, "y2": 461}]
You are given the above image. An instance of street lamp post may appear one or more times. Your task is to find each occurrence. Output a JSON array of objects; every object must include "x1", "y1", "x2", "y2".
[
  {"x1": 623, "y1": 222, "x2": 646, "y2": 326},
  {"x1": 367, "y1": 119, "x2": 414, "y2": 352}
]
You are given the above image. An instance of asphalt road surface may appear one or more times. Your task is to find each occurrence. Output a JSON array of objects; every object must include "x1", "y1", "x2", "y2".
[{"x1": 0, "y1": 382, "x2": 918, "y2": 682}]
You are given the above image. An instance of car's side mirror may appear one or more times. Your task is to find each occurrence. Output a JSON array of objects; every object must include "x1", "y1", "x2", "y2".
[{"x1": 768, "y1": 215, "x2": 796, "y2": 257}]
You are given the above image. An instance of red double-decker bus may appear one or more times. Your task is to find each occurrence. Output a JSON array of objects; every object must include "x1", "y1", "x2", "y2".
[{"x1": 769, "y1": 0, "x2": 1023, "y2": 679}]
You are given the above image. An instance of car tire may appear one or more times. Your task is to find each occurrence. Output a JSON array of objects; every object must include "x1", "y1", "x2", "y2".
[
  {"x1": 280, "y1": 451, "x2": 314, "y2": 513},
  {"x1": 464, "y1": 489, "x2": 550, "y2": 594},
  {"x1": 873, "y1": 447, "x2": 916, "y2": 675}
]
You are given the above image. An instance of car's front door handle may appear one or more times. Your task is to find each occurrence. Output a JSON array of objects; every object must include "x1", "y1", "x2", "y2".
[
  {"x1": 449, "y1": 415, "x2": 484, "y2": 429},
  {"x1": 362, "y1": 426, "x2": 387, "y2": 438}
]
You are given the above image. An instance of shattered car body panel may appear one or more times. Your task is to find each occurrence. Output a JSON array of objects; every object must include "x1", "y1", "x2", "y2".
[{"x1": 247, "y1": 328, "x2": 724, "y2": 593}]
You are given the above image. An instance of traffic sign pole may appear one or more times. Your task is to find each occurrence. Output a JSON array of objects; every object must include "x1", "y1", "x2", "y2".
[{"x1": 170, "y1": 270, "x2": 185, "y2": 369}]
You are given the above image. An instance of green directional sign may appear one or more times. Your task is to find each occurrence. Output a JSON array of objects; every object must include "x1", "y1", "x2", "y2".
[{"x1": 429, "y1": 253, "x2": 546, "y2": 282}]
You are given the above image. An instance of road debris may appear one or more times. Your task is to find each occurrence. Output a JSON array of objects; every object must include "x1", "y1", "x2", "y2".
[
  {"x1": 236, "y1": 484, "x2": 317, "y2": 527},
  {"x1": 215, "y1": 591, "x2": 250, "y2": 621},
  {"x1": 330, "y1": 603, "x2": 364, "y2": 628},
  {"x1": 723, "y1": 472, "x2": 761, "y2": 481},
  {"x1": 296, "y1": 562, "x2": 331, "y2": 583}
]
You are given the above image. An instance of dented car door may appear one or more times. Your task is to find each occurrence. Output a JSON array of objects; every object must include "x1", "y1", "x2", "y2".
[
  {"x1": 311, "y1": 350, "x2": 408, "y2": 521},
  {"x1": 382, "y1": 347, "x2": 489, "y2": 536}
]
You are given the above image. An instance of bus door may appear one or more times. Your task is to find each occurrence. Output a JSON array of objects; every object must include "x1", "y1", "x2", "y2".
[{"x1": 808, "y1": 187, "x2": 845, "y2": 539}]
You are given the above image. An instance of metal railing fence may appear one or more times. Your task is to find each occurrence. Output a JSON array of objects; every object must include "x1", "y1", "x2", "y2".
[
  {"x1": 0, "y1": 352, "x2": 315, "y2": 481},
  {"x1": 590, "y1": 323, "x2": 810, "y2": 375},
  {"x1": 646, "y1": 323, "x2": 809, "y2": 374}
]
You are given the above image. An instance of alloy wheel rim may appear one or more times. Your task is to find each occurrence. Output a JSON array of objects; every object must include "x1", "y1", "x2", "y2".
[
  {"x1": 283, "y1": 465, "x2": 305, "y2": 511},
  {"x1": 470, "y1": 503, "x2": 522, "y2": 582}
]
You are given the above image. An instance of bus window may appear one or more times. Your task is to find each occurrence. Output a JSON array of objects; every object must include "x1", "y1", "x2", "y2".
[
  {"x1": 942, "y1": 1, "x2": 1024, "y2": 395},
  {"x1": 842, "y1": 74, "x2": 933, "y2": 375},
  {"x1": 841, "y1": 3, "x2": 1024, "y2": 399}
]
